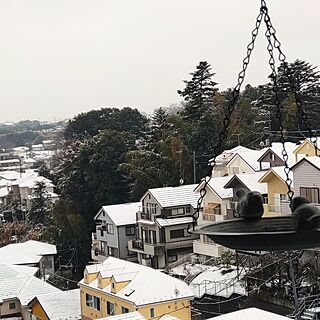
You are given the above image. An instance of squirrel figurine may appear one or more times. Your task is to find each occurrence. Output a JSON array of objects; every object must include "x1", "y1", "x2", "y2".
[
  {"x1": 236, "y1": 189, "x2": 264, "y2": 219},
  {"x1": 290, "y1": 196, "x2": 320, "y2": 231}
]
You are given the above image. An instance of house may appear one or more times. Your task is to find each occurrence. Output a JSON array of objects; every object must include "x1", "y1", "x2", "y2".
[
  {"x1": 223, "y1": 171, "x2": 268, "y2": 215},
  {"x1": 193, "y1": 176, "x2": 233, "y2": 259},
  {"x1": 28, "y1": 289, "x2": 81, "y2": 320},
  {"x1": 128, "y1": 184, "x2": 200, "y2": 269},
  {"x1": 10, "y1": 175, "x2": 57, "y2": 211},
  {"x1": 0, "y1": 264, "x2": 60, "y2": 319},
  {"x1": 0, "y1": 240, "x2": 57, "y2": 277},
  {"x1": 293, "y1": 138, "x2": 320, "y2": 162},
  {"x1": 258, "y1": 166, "x2": 293, "y2": 215},
  {"x1": 210, "y1": 146, "x2": 254, "y2": 177},
  {"x1": 290, "y1": 156, "x2": 320, "y2": 204},
  {"x1": 92, "y1": 202, "x2": 140, "y2": 263},
  {"x1": 225, "y1": 148, "x2": 274, "y2": 176},
  {"x1": 79, "y1": 257, "x2": 194, "y2": 320},
  {"x1": 257, "y1": 142, "x2": 297, "y2": 170}
]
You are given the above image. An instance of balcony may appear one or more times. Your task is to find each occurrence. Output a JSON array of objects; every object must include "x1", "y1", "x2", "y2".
[
  {"x1": 193, "y1": 240, "x2": 224, "y2": 258},
  {"x1": 128, "y1": 239, "x2": 164, "y2": 256}
]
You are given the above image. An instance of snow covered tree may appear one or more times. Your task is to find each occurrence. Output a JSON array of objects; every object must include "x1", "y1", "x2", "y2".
[
  {"x1": 28, "y1": 181, "x2": 52, "y2": 227},
  {"x1": 56, "y1": 129, "x2": 136, "y2": 222},
  {"x1": 178, "y1": 61, "x2": 218, "y2": 122},
  {"x1": 150, "y1": 107, "x2": 170, "y2": 142},
  {"x1": 64, "y1": 107, "x2": 148, "y2": 142},
  {"x1": 256, "y1": 59, "x2": 320, "y2": 133}
]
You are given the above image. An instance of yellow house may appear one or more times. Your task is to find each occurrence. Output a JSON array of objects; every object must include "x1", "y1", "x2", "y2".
[
  {"x1": 258, "y1": 166, "x2": 293, "y2": 216},
  {"x1": 29, "y1": 289, "x2": 81, "y2": 320},
  {"x1": 294, "y1": 139, "x2": 319, "y2": 162},
  {"x1": 79, "y1": 257, "x2": 194, "y2": 320}
]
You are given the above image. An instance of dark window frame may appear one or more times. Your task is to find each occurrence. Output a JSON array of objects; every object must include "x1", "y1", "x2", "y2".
[{"x1": 300, "y1": 187, "x2": 320, "y2": 204}]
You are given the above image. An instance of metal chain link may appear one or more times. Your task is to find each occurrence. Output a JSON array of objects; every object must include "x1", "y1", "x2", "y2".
[
  {"x1": 262, "y1": 5, "x2": 294, "y2": 201},
  {"x1": 261, "y1": 3, "x2": 318, "y2": 156},
  {"x1": 191, "y1": 8, "x2": 264, "y2": 230}
]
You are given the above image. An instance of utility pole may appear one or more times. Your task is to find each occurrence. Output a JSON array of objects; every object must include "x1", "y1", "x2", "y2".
[{"x1": 193, "y1": 151, "x2": 196, "y2": 184}]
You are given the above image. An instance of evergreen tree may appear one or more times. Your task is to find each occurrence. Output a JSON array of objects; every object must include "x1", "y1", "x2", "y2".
[
  {"x1": 178, "y1": 61, "x2": 218, "y2": 122},
  {"x1": 150, "y1": 107, "x2": 170, "y2": 142},
  {"x1": 28, "y1": 181, "x2": 51, "y2": 227},
  {"x1": 256, "y1": 59, "x2": 320, "y2": 134},
  {"x1": 56, "y1": 129, "x2": 136, "y2": 223}
]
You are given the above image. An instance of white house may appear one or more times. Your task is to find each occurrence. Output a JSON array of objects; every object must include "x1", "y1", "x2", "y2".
[
  {"x1": 92, "y1": 202, "x2": 140, "y2": 263},
  {"x1": 290, "y1": 156, "x2": 320, "y2": 205}
]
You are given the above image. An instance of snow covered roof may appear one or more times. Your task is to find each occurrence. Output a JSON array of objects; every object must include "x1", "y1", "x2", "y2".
[
  {"x1": 98, "y1": 312, "x2": 146, "y2": 320},
  {"x1": 81, "y1": 257, "x2": 194, "y2": 306},
  {"x1": 195, "y1": 176, "x2": 233, "y2": 200},
  {"x1": 259, "y1": 142, "x2": 297, "y2": 167},
  {"x1": 0, "y1": 170, "x2": 22, "y2": 181},
  {"x1": 209, "y1": 146, "x2": 254, "y2": 164},
  {"x1": 291, "y1": 156, "x2": 320, "y2": 171},
  {"x1": 0, "y1": 240, "x2": 57, "y2": 265},
  {"x1": 31, "y1": 289, "x2": 81, "y2": 320},
  {"x1": 95, "y1": 202, "x2": 140, "y2": 226},
  {"x1": 15, "y1": 176, "x2": 54, "y2": 188},
  {"x1": 146, "y1": 184, "x2": 199, "y2": 208},
  {"x1": 259, "y1": 166, "x2": 294, "y2": 187},
  {"x1": 224, "y1": 172, "x2": 267, "y2": 194},
  {"x1": 0, "y1": 187, "x2": 9, "y2": 198},
  {"x1": 207, "y1": 307, "x2": 289, "y2": 320},
  {"x1": 0, "y1": 159, "x2": 20, "y2": 164},
  {"x1": 0, "y1": 274, "x2": 60, "y2": 306},
  {"x1": 0, "y1": 264, "x2": 38, "y2": 280},
  {"x1": 156, "y1": 217, "x2": 193, "y2": 227},
  {"x1": 229, "y1": 149, "x2": 269, "y2": 171}
]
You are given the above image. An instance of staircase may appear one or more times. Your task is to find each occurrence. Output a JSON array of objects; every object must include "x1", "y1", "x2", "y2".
[{"x1": 290, "y1": 294, "x2": 320, "y2": 319}]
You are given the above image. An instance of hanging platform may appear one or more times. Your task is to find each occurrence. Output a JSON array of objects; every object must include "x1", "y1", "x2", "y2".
[{"x1": 191, "y1": 216, "x2": 320, "y2": 251}]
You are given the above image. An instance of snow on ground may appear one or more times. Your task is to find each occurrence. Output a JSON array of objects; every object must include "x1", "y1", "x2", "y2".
[
  {"x1": 169, "y1": 262, "x2": 210, "y2": 278},
  {"x1": 189, "y1": 265, "x2": 246, "y2": 298}
]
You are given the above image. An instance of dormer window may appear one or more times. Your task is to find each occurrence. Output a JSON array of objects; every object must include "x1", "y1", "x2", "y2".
[{"x1": 172, "y1": 208, "x2": 184, "y2": 215}]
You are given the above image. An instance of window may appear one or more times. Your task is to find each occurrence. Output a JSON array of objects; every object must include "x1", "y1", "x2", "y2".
[
  {"x1": 121, "y1": 306, "x2": 129, "y2": 314},
  {"x1": 107, "y1": 224, "x2": 114, "y2": 234},
  {"x1": 86, "y1": 293, "x2": 93, "y2": 308},
  {"x1": 170, "y1": 229, "x2": 185, "y2": 239},
  {"x1": 150, "y1": 308, "x2": 155, "y2": 318},
  {"x1": 9, "y1": 302, "x2": 15, "y2": 310},
  {"x1": 94, "y1": 296, "x2": 101, "y2": 311},
  {"x1": 85, "y1": 294, "x2": 100, "y2": 310},
  {"x1": 125, "y1": 226, "x2": 135, "y2": 236},
  {"x1": 107, "y1": 246, "x2": 118, "y2": 257},
  {"x1": 172, "y1": 208, "x2": 184, "y2": 215},
  {"x1": 107, "y1": 301, "x2": 115, "y2": 315},
  {"x1": 100, "y1": 229, "x2": 104, "y2": 237},
  {"x1": 300, "y1": 187, "x2": 320, "y2": 203},
  {"x1": 186, "y1": 206, "x2": 191, "y2": 213}
]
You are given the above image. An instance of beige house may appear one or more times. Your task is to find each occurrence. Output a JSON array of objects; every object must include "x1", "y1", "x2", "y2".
[{"x1": 193, "y1": 176, "x2": 233, "y2": 259}]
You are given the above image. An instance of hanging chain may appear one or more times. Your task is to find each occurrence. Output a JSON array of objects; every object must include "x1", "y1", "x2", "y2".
[
  {"x1": 191, "y1": 8, "x2": 264, "y2": 230},
  {"x1": 262, "y1": 5, "x2": 294, "y2": 201}
]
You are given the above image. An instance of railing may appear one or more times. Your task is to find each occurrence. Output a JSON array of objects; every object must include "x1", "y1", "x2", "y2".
[
  {"x1": 131, "y1": 239, "x2": 144, "y2": 250},
  {"x1": 289, "y1": 293, "x2": 320, "y2": 319},
  {"x1": 202, "y1": 213, "x2": 216, "y2": 221}
]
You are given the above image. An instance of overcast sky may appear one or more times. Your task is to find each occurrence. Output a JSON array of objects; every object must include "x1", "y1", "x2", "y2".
[{"x1": 0, "y1": 0, "x2": 319, "y2": 121}]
